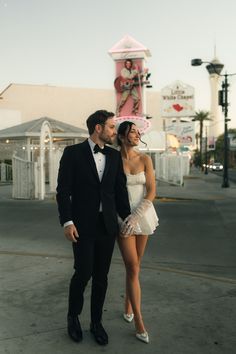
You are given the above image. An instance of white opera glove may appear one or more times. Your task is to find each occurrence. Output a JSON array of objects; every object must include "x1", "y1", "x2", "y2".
[{"x1": 121, "y1": 199, "x2": 152, "y2": 236}]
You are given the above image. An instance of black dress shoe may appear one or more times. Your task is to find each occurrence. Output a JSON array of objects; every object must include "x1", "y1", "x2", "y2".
[
  {"x1": 67, "y1": 315, "x2": 83, "y2": 342},
  {"x1": 90, "y1": 322, "x2": 108, "y2": 345}
]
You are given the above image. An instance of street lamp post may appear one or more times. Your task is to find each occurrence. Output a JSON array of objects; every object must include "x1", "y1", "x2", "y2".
[
  {"x1": 204, "y1": 126, "x2": 208, "y2": 175},
  {"x1": 191, "y1": 58, "x2": 236, "y2": 188},
  {"x1": 221, "y1": 74, "x2": 229, "y2": 187}
]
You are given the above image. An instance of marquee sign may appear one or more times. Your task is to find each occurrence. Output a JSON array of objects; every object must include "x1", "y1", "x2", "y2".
[{"x1": 161, "y1": 81, "x2": 195, "y2": 117}]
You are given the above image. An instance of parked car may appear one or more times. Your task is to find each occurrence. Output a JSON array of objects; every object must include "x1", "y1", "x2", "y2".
[{"x1": 210, "y1": 162, "x2": 223, "y2": 171}]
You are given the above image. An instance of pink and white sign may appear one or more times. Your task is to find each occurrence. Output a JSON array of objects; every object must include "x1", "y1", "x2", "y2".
[
  {"x1": 161, "y1": 81, "x2": 195, "y2": 118},
  {"x1": 115, "y1": 115, "x2": 151, "y2": 134},
  {"x1": 165, "y1": 121, "x2": 195, "y2": 146},
  {"x1": 114, "y1": 58, "x2": 146, "y2": 117}
]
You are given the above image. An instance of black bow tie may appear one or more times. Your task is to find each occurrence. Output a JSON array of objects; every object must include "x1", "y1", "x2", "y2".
[{"x1": 93, "y1": 144, "x2": 106, "y2": 155}]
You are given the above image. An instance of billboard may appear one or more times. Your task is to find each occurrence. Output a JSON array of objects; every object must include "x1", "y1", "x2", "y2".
[
  {"x1": 165, "y1": 121, "x2": 195, "y2": 146},
  {"x1": 229, "y1": 134, "x2": 236, "y2": 151},
  {"x1": 208, "y1": 136, "x2": 215, "y2": 150},
  {"x1": 161, "y1": 81, "x2": 195, "y2": 117}
]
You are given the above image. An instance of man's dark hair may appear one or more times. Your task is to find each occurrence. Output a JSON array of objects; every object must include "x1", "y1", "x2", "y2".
[
  {"x1": 125, "y1": 59, "x2": 133, "y2": 66},
  {"x1": 124, "y1": 59, "x2": 133, "y2": 67},
  {"x1": 86, "y1": 110, "x2": 115, "y2": 135}
]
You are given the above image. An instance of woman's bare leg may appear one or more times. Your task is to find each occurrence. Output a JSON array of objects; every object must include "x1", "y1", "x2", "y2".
[
  {"x1": 118, "y1": 234, "x2": 148, "y2": 333},
  {"x1": 125, "y1": 235, "x2": 148, "y2": 315}
]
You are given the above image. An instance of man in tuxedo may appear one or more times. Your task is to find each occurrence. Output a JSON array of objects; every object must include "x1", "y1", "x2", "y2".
[{"x1": 56, "y1": 110, "x2": 131, "y2": 346}]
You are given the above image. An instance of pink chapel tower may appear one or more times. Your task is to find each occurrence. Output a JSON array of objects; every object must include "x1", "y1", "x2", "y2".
[{"x1": 108, "y1": 35, "x2": 152, "y2": 133}]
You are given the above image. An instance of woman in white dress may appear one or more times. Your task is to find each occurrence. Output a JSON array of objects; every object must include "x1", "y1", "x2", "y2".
[{"x1": 117, "y1": 121, "x2": 159, "y2": 344}]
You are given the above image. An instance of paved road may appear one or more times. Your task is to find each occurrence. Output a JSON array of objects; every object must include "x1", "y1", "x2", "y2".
[
  {"x1": 0, "y1": 171, "x2": 236, "y2": 354},
  {"x1": 211, "y1": 168, "x2": 236, "y2": 183}
]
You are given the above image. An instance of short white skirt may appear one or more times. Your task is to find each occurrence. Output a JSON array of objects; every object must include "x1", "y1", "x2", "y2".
[
  {"x1": 133, "y1": 202, "x2": 159, "y2": 235},
  {"x1": 118, "y1": 202, "x2": 159, "y2": 236}
]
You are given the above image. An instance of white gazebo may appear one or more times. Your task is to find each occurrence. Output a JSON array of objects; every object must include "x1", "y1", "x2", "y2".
[{"x1": 0, "y1": 117, "x2": 88, "y2": 199}]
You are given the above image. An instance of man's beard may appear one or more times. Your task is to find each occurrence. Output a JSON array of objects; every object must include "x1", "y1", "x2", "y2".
[{"x1": 100, "y1": 135, "x2": 115, "y2": 145}]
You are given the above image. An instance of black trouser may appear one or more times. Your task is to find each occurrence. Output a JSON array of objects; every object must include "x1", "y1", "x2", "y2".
[{"x1": 68, "y1": 213, "x2": 116, "y2": 323}]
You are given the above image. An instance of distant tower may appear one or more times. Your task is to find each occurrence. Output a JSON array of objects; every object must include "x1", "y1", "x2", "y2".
[{"x1": 206, "y1": 55, "x2": 224, "y2": 139}]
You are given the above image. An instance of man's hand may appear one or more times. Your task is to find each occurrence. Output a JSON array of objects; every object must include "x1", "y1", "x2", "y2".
[{"x1": 64, "y1": 224, "x2": 79, "y2": 243}]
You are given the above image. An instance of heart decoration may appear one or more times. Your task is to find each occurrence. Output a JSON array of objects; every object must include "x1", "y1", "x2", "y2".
[{"x1": 173, "y1": 104, "x2": 183, "y2": 112}]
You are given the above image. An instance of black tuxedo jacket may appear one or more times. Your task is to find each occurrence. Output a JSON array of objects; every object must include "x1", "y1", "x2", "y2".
[{"x1": 56, "y1": 140, "x2": 131, "y2": 237}]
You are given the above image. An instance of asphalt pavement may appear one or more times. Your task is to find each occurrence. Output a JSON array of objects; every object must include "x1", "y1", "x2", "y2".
[{"x1": 0, "y1": 168, "x2": 236, "y2": 354}]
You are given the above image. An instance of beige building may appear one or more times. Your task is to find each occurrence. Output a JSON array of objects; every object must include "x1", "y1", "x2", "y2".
[
  {"x1": 0, "y1": 83, "x2": 162, "y2": 132},
  {"x1": 0, "y1": 83, "x2": 192, "y2": 199}
]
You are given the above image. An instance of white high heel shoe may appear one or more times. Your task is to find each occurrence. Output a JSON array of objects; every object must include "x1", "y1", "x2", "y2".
[
  {"x1": 136, "y1": 331, "x2": 149, "y2": 343},
  {"x1": 123, "y1": 313, "x2": 134, "y2": 323}
]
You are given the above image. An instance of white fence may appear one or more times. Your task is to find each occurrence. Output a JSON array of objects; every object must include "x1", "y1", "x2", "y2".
[
  {"x1": 11, "y1": 149, "x2": 63, "y2": 200},
  {"x1": 0, "y1": 162, "x2": 13, "y2": 182},
  {"x1": 10, "y1": 149, "x2": 189, "y2": 199},
  {"x1": 12, "y1": 155, "x2": 37, "y2": 199},
  {"x1": 155, "y1": 153, "x2": 190, "y2": 185}
]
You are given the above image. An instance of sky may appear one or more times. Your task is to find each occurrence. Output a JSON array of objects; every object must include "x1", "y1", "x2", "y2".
[{"x1": 1, "y1": 0, "x2": 236, "y2": 129}]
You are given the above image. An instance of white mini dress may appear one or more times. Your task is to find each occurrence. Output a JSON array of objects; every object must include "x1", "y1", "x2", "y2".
[{"x1": 125, "y1": 171, "x2": 159, "y2": 235}]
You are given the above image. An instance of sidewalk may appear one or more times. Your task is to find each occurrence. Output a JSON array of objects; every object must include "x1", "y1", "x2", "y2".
[
  {"x1": 157, "y1": 168, "x2": 236, "y2": 201},
  {"x1": 0, "y1": 170, "x2": 236, "y2": 354}
]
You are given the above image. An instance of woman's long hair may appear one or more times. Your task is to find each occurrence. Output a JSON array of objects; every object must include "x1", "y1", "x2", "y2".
[{"x1": 117, "y1": 121, "x2": 147, "y2": 147}]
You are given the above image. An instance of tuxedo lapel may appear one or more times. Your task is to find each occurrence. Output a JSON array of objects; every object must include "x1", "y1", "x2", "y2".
[
  {"x1": 81, "y1": 140, "x2": 100, "y2": 182},
  {"x1": 101, "y1": 146, "x2": 112, "y2": 183}
]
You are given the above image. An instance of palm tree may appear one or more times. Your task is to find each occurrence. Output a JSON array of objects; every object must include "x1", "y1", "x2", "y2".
[
  {"x1": 195, "y1": 132, "x2": 199, "y2": 151},
  {"x1": 192, "y1": 110, "x2": 211, "y2": 167}
]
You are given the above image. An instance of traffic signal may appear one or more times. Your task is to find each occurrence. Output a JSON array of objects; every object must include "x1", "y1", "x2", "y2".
[{"x1": 218, "y1": 90, "x2": 225, "y2": 107}]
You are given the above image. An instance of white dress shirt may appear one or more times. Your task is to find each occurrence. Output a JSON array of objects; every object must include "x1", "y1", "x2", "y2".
[{"x1": 88, "y1": 138, "x2": 106, "y2": 182}]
